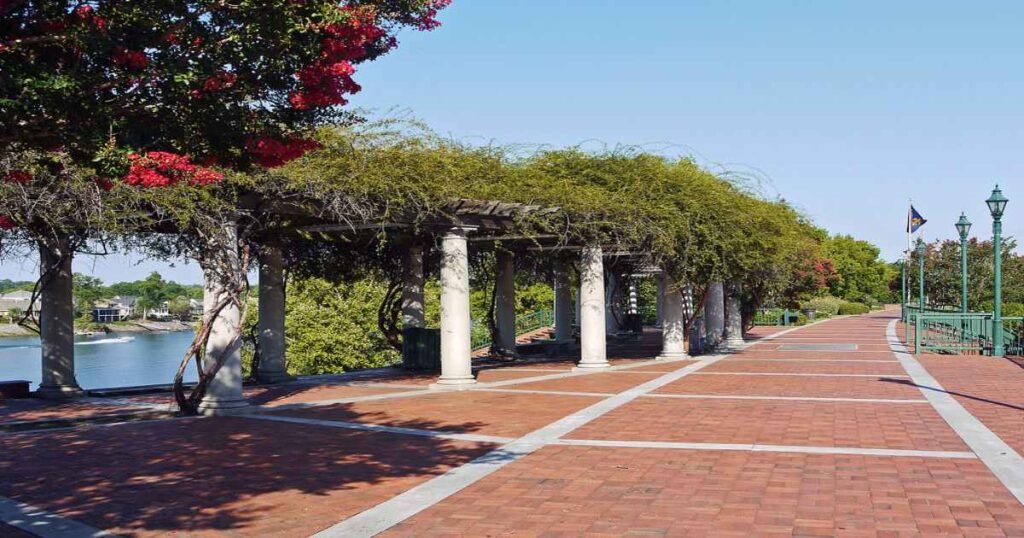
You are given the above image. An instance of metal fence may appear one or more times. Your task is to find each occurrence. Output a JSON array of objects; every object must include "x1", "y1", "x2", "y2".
[
  {"x1": 752, "y1": 308, "x2": 795, "y2": 327},
  {"x1": 904, "y1": 304, "x2": 1023, "y2": 357},
  {"x1": 470, "y1": 309, "x2": 555, "y2": 351}
]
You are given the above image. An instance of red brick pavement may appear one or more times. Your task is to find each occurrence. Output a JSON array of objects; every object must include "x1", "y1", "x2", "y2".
[
  {"x1": 565, "y1": 397, "x2": 966, "y2": 451},
  {"x1": 705, "y1": 359, "x2": 907, "y2": 375},
  {"x1": 382, "y1": 446, "x2": 1024, "y2": 537},
  {"x1": 271, "y1": 389, "x2": 603, "y2": 438},
  {"x1": 3, "y1": 311, "x2": 1023, "y2": 536},
  {"x1": 0, "y1": 417, "x2": 494, "y2": 537},
  {"x1": 0, "y1": 398, "x2": 160, "y2": 427},
  {"x1": 506, "y1": 371, "x2": 667, "y2": 394},
  {"x1": 918, "y1": 354, "x2": 1024, "y2": 456},
  {"x1": 655, "y1": 373, "x2": 924, "y2": 400}
]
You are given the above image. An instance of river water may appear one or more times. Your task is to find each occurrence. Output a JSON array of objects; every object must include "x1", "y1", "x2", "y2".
[{"x1": 0, "y1": 331, "x2": 200, "y2": 390}]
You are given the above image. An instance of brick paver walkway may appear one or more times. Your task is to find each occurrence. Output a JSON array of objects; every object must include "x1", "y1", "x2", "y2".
[{"x1": 2, "y1": 310, "x2": 1023, "y2": 537}]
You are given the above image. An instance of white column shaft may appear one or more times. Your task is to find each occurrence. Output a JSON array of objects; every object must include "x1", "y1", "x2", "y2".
[
  {"x1": 494, "y1": 250, "x2": 517, "y2": 353},
  {"x1": 257, "y1": 242, "x2": 293, "y2": 383},
  {"x1": 658, "y1": 272, "x2": 689, "y2": 359},
  {"x1": 37, "y1": 237, "x2": 83, "y2": 398},
  {"x1": 655, "y1": 273, "x2": 665, "y2": 327},
  {"x1": 198, "y1": 220, "x2": 249, "y2": 415},
  {"x1": 704, "y1": 281, "x2": 725, "y2": 350},
  {"x1": 436, "y1": 229, "x2": 475, "y2": 387},
  {"x1": 724, "y1": 280, "x2": 745, "y2": 348},
  {"x1": 605, "y1": 271, "x2": 620, "y2": 335},
  {"x1": 578, "y1": 246, "x2": 609, "y2": 368},
  {"x1": 401, "y1": 246, "x2": 425, "y2": 329},
  {"x1": 553, "y1": 260, "x2": 573, "y2": 342}
]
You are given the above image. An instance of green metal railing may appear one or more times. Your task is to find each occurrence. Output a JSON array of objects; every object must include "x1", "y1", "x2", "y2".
[
  {"x1": 470, "y1": 309, "x2": 555, "y2": 351},
  {"x1": 904, "y1": 305, "x2": 1024, "y2": 357},
  {"x1": 752, "y1": 308, "x2": 795, "y2": 327}
]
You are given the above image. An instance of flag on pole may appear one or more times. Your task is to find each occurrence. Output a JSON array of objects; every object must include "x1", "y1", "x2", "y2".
[{"x1": 907, "y1": 205, "x2": 927, "y2": 233}]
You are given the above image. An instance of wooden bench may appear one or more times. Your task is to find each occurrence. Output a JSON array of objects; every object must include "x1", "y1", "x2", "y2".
[{"x1": 0, "y1": 380, "x2": 31, "y2": 399}]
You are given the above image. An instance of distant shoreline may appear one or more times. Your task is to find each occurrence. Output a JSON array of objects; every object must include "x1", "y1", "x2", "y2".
[{"x1": 0, "y1": 321, "x2": 193, "y2": 338}]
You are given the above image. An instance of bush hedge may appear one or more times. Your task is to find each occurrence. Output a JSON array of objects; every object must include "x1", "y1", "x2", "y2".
[
  {"x1": 837, "y1": 302, "x2": 871, "y2": 315},
  {"x1": 800, "y1": 296, "x2": 844, "y2": 317}
]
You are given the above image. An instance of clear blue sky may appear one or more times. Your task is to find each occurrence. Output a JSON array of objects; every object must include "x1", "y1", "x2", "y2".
[{"x1": 3, "y1": 0, "x2": 1021, "y2": 284}]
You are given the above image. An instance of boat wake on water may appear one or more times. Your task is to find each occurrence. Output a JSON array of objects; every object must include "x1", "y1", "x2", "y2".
[{"x1": 76, "y1": 336, "x2": 136, "y2": 346}]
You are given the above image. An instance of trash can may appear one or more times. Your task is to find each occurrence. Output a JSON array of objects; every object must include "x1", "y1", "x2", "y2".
[
  {"x1": 689, "y1": 318, "x2": 705, "y2": 356},
  {"x1": 402, "y1": 327, "x2": 441, "y2": 372},
  {"x1": 801, "y1": 308, "x2": 817, "y2": 321},
  {"x1": 623, "y1": 314, "x2": 643, "y2": 334}
]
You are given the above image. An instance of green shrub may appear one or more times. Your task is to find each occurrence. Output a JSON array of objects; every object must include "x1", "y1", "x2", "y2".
[
  {"x1": 837, "y1": 302, "x2": 871, "y2": 315},
  {"x1": 801, "y1": 296, "x2": 844, "y2": 317}
]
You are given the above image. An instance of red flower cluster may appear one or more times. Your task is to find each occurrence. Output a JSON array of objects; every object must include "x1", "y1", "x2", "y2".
[
  {"x1": 288, "y1": 9, "x2": 388, "y2": 110},
  {"x1": 191, "y1": 70, "x2": 238, "y2": 99},
  {"x1": 73, "y1": 5, "x2": 107, "y2": 30},
  {"x1": 124, "y1": 152, "x2": 224, "y2": 188},
  {"x1": 0, "y1": 215, "x2": 15, "y2": 230},
  {"x1": 4, "y1": 170, "x2": 32, "y2": 184},
  {"x1": 113, "y1": 48, "x2": 148, "y2": 71},
  {"x1": 246, "y1": 136, "x2": 322, "y2": 168}
]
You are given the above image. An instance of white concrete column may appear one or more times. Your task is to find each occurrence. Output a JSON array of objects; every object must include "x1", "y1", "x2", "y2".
[
  {"x1": 36, "y1": 236, "x2": 83, "y2": 398},
  {"x1": 256, "y1": 241, "x2": 294, "y2": 384},
  {"x1": 198, "y1": 220, "x2": 250, "y2": 415},
  {"x1": 658, "y1": 272, "x2": 689, "y2": 360},
  {"x1": 724, "y1": 280, "x2": 745, "y2": 348},
  {"x1": 434, "y1": 227, "x2": 475, "y2": 388},
  {"x1": 494, "y1": 250, "x2": 517, "y2": 355},
  {"x1": 655, "y1": 273, "x2": 665, "y2": 327},
  {"x1": 704, "y1": 281, "x2": 725, "y2": 350},
  {"x1": 577, "y1": 245, "x2": 609, "y2": 369},
  {"x1": 401, "y1": 245, "x2": 425, "y2": 329},
  {"x1": 605, "y1": 270, "x2": 620, "y2": 335},
  {"x1": 553, "y1": 260, "x2": 573, "y2": 343}
]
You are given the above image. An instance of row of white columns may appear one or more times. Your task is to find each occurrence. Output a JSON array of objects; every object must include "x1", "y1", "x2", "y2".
[
  {"x1": 188, "y1": 232, "x2": 751, "y2": 408},
  {"x1": 33, "y1": 224, "x2": 746, "y2": 413}
]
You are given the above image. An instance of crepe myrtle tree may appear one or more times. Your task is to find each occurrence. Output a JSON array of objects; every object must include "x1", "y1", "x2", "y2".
[{"x1": 0, "y1": 0, "x2": 450, "y2": 409}]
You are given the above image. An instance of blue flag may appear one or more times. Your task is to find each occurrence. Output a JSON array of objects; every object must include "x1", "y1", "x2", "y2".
[{"x1": 908, "y1": 206, "x2": 927, "y2": 233}]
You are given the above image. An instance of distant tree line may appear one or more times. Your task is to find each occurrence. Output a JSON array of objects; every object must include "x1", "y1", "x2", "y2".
[
  {"x1": 907, "y1": 238, "x2": 1024, "y2": 317},
  {"x1": 71, "y1": 272, "x2": 203, "y2": 322}
]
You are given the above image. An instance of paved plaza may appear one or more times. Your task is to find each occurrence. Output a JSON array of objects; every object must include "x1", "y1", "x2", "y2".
[{"x1": 1, "y1": 310, "x2": 1023, "y2": 537}]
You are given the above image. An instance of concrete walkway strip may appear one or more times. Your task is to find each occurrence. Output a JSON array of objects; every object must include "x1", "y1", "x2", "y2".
[
  {"x1": 886, "y1": 320, "x2": 1024, "y2": 505},
  {"x1": 642, "y1": 393, "x2": 929, "y2": 404},
  {"x1": 554, "y1": 439, "x2": 977, "y2": 459},
  {"x1": 245, "y1": 414, "x2": 515, "y2": 444},
  {"x1": 0, "y1": 496, "x2": 117, "y2": 538},
  {"x1": 315, "y1": 322, "x2": 818, "y2": 538},
  {"x1": 719, "y1": 358, "x2": 898, "y2": 363},
  {"x1": 474, "y1": 388, "x2": 616, "y2": 398},
  {"x1": 690, "y1": 372, "x2": 909, "y2": 378}
]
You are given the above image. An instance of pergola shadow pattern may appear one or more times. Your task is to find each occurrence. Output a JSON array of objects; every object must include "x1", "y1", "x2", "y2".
[{"x1": 2, "y1": 311, "x2": 1024, "y2": 537}]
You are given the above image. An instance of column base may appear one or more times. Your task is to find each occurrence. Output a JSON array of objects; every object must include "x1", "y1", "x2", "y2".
[
  {"x1": 197, "y1": 396, "x2": 251, "y2": 416},
  {"x1": 656, "y1": 351, "x2": 691, "y2": 361},
  {"x1": 573, "y1": 361, "x2": 610, "y2": 371},
  {"x1": 255, "y1": 371, "x2": 297, "y2": 384},
  {"x1": 724, "y1": 338, "x2": 746, "y2": 350},
  {"x1": 35, "y1": 384, "x2": 85, "y2": 399},
  {"x1": 429, "y1": 377, "x2": 477, "y2": 391}
]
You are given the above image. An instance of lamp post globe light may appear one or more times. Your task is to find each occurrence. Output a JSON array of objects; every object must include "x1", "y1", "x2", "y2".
[
  {"x1": 986, "y1": 185, "x2": 1009, "y2": 357},
  {"x1": 956, "y1": 213, "x2": 972, "y2": 314}
]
